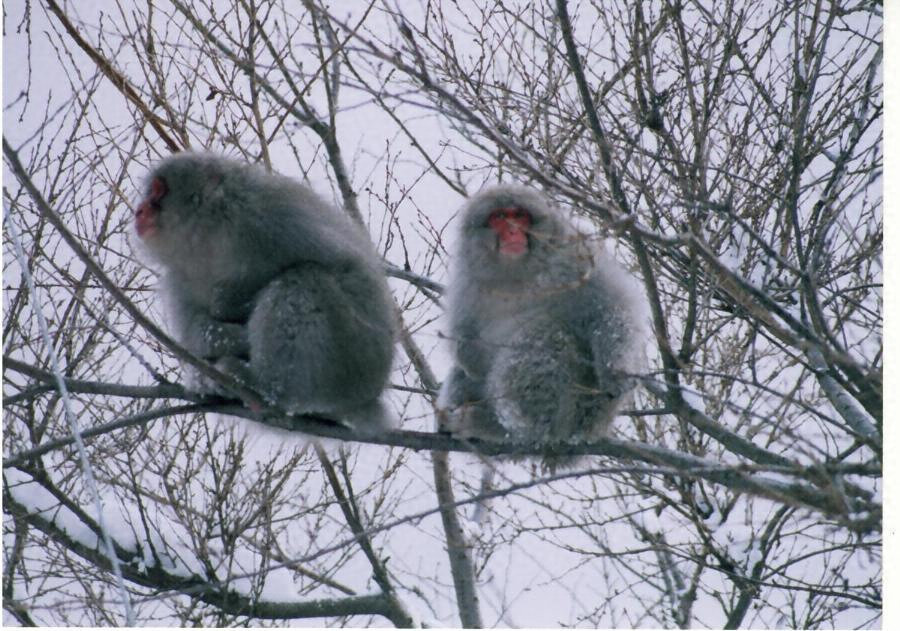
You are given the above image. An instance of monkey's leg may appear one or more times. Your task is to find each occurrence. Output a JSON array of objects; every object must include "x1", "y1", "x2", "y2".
[
  {"x1": 248, "y1": 265, "x2": 394, "y2": 425},
  {"x1": 489, "y1": 330, "x2": 586, "y2": 437},
  {"x1": 487, "y1": 328, "x2": 599, "y2": 471}
]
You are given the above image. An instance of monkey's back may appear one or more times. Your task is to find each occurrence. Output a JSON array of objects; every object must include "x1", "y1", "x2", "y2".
[{"x1": 140, "y1": 153, "x2": 396, "y2": 425}]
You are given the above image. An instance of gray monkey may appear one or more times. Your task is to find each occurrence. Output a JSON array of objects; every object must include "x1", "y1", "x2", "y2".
[
  {"x1": 134, "y1": 152, "x2": 395, "y2": 427},
  {"x1": 438, "y1": 185, "x2": 647, "y2": 467}
]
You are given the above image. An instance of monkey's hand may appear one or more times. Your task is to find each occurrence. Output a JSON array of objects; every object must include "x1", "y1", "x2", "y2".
[{"x1": 437, "y1": 366, "x2": 476, "y2": 432}]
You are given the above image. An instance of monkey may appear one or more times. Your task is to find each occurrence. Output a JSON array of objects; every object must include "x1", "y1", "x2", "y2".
[
  {"x1": 438, "y1": 185, "x2": 647, "y2": 469},
  {"x1": 133, "y1": 152, "x2": 396, "y2": 428}
]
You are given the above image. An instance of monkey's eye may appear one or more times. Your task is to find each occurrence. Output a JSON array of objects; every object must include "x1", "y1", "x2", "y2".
[
  {"x1": 508, "y1": 208, "x2": 530, "y2": 221},
  {"x1": 485, "y1": 207, "x2": 532, "y2": 228}
]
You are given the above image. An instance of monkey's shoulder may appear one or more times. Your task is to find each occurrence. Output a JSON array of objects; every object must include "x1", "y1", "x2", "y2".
[{"x1": 160, "y1": 270, "x2": 252, "y2": 321}]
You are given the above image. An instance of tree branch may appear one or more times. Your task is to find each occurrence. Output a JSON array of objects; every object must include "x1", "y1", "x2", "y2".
[
  {"x1": 5, "y1": 393, "x2": 878, "y2": 523},
  {"x1": 5, "y1": 487, "x2": 404, "y2": 622},
  {"x1": 43, "y1": 0, "x2": 182, "y2": 152}
]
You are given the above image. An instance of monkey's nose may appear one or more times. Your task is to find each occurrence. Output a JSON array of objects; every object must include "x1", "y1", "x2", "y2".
[{"x1": 135, "y1": 201, "x2": 158, "y2": 237}]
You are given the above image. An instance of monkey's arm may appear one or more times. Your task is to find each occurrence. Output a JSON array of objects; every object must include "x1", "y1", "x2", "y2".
[
  {"x1": 164, "y1": 281, "x2": 249, "y2": 360},
  {"x1": 197, "y1": 320, "x2": 250, "y2": 359},
  {"x1": 438, "y1": 366, "x2": 480, "y2": 409},
  {"x1": 439, "y1": 322, "x2": 490, "y2": 411},
  {"x1": 439, "y1": 364, "x2": 511, "y2": 440},
  {"x1": 589, "y1": 308, "x2": 642, "y2": 399}
]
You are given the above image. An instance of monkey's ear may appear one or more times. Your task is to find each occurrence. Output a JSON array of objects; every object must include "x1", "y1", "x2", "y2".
[{"x1": 197, "y1": 171, "x2": 226, "y2": 204}]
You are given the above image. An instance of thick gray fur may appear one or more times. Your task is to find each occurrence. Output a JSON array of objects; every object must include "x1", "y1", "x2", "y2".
[
  {"x1": 438, "y1": 185, "x2": 647, "y2": 468},
  {"x1": 137, "y1": 152, "x2": 395, "y2": 427}
]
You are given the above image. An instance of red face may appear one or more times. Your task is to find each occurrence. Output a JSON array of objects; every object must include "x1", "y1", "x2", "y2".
[
  {"x1": 135, "y1": 176, "x2": 168, "y2": 238},
  {"x1": 488, "y1": 207, "x2": 531, "y2": 257}
]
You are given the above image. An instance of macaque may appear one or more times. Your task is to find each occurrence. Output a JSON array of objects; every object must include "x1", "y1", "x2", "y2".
[
  {"x1": 134, "y1": 152, "x2": 395, "y2": 427},
  {"x1": 439, "y1": 185, "x2": 647, "y2": 467}
]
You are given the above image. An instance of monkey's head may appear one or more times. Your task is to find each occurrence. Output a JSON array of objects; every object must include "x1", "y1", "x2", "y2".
[
  {"x1": 135, "y1": 153, "x2": 259, "y2": 265},
  {"x1": 457, "y1": 185, "x2": 589, "y2": 284}
]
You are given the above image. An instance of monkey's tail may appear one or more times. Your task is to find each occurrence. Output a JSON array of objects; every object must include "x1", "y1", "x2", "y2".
[{"x1": 471, "y1": 465, "x2": 494, "y2": 524}]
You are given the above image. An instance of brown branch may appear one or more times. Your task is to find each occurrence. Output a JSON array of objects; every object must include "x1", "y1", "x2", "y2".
[
  {"x1": 3, "y1": 489, "x2": 402, "y2": 623},
  {"x1": 393, "y1": 321, "x2": 484, "y2": 627},
  {"x1": 315, "y1": 446, "x2": 415, "y2": 627},
  {"x1": 43, "y1": 0, "x2": 181, "y2": 152},
  {"x1": 5, "y1": 394, "x2": 877, "y2": 522}
]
